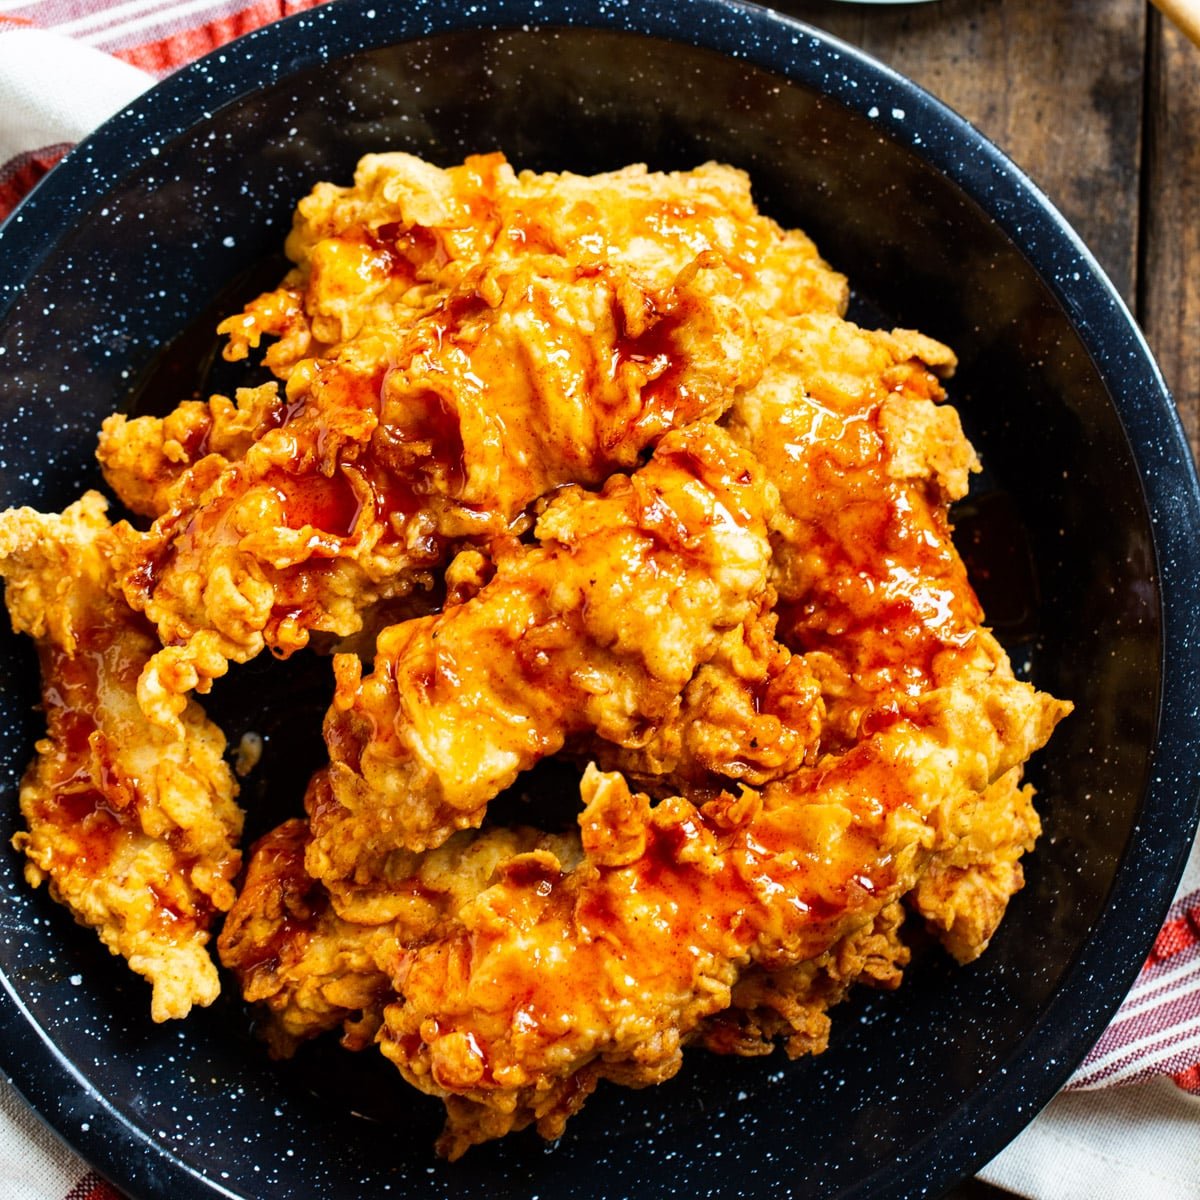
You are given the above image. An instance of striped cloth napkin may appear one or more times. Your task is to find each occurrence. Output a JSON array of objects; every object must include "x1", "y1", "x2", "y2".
[{"x1": 1, "y1": 3, "x2": 1199, "y2": 1198}]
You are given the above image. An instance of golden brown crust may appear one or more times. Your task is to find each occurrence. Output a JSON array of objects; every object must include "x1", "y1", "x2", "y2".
[
  {"x1": 210, "y1": 155, "x2": 1068, "y2": 1156},
  {"x1": 109, "y1": 192, "x2": 768, "y2": 732},
  {"x1": 908, "y1": 767, "x2": 1042, "y2": 962},
  {"x1": 0, "y1": 493, "x2": 242, "y2": 1021},
  {"x1": 1, "y1": 153, "x2": 1072, "y2": 1152},
  {"x1": 700, "y1": 901, "x2": 911, "y2": 1061},
  {"x1": 725, "y1": 313, "x2": 986, "y2": 740},
  {"x1": 217, "y1": 781, "x2": 582, "y2": 1054},
  {"x1": 585, "y1": 600, "x2": 825, "y2": 794},
  {"x1": 216, "y1": 814, "x2": 389, "y2": 1055},
  {"x1": 97, "y1": 384, "x2": 283, "y2": 519},
  {"x1": 381, "y1": 669, "x2": 1063, "y2": 1158},
  {"x1": 309, "y1": 423, "x2": 775, "y2": 900}
]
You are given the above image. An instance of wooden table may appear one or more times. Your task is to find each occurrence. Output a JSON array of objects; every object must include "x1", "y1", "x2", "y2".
[
  {"x1": 775, "y1": 0, "x2": 1200, "y2": 458},
  {"x1": 769, "y1": 2, "x2": 1200, "y2": 1194}
]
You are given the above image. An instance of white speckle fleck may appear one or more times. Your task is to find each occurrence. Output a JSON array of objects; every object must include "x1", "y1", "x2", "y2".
[
  {"x1": 892, "y1": 107, "x2": 906, "y2": 120},
  {"x1": 222, "y1": 235, "x2": 235, "y2": 248},
  {"x1": 867, "y1": 106, "x2": 879, "y2": 119}
]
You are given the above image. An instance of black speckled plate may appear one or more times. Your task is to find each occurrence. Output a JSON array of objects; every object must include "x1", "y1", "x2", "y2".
[{"x1": 1, "y1": 3, "x2": 1198, "y2": 1198}]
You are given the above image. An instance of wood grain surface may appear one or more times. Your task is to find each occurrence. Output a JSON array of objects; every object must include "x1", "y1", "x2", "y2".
[
  {"x1": 1144, "y1": 9, "x2": 1200, "y2": 449},
  {"x1": 775, "y1": 0, "x2": 1199, "y2": 456}
]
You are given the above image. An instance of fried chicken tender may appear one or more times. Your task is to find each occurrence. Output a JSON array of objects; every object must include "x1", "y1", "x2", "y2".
[
  {"x1": 907, "y1": 766, "x2": 1042, "y2": 962},
  {"x1": 216, "y1": 153, "x2": 846, "y2": 379},
  {"x1": 112, "y1": 159, "x2": 772, "y2": 729},
  {"x1": 584, "y1": 600, "x2": 826, "y2": 794},
  {"x1": 727, "y1": 312, "x2": 981, "y2": 732},
  {"x1": 220, "y1": 800, "x2": 910, "y2": 1148},
  {"x1": 217, "y1": 784, "x2": 582, "y2": 1057},
  {"x1": 0, "y1": 492, "x2": 242, "y2": 1021},
  {"x1": 381, "y1": 670, "x2": 1065, "y2": 1157},
  {"x1": 309, "y1": 424, "x2": 774, "y2": 904},
  {"x1": 727, "y1": 310, "x2": 1071, "y2": 962},
  {"x1": 698, "y1": 900, "x2": 910, "y2": 1061}
]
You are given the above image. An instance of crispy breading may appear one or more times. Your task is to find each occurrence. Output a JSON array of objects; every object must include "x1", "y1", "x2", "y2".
[
  {"x1": 585, "y1": 599, "x2": 825, "y2": 794},
  {"x1": 381, "y1": 670, "x2": 1064, "y2": 1158},
  {"x1": 97, "y1": 384, "x2": 281, "y2": 518},
  {"x1": 908, "y1": 766, "x2": 1042, "y2": 962},
  {"x1": 216, "y1": 154, "x2": 847, "y2": 378},
  {"x1": 217, "y1": 786, "x2": 582, "y2": 1057},
  {"x1": 216, "y1": 814, "x2": 388, "y2": 1055},
  {"x1": 0, "y1": 493, "x2": 242, "y2": 1021},
  {"x1": 309, "y1": 424, "x2": 774, "y2": 906},
  {"x1": 1, "y1": 153, "x2": 1073, "y2": 1156},
  {"x1": 110, "y1": 214, "x2": 764, "y2": 734},
  {"x1": 726, "y1": 307, "x2": 1064, "y2": 966},
  {"x1": 700, "y1": 901, "x2": 911, "y2": 1062},
  {"x1": 726, "y1": 312, "x2": 984, "y2": 741}
]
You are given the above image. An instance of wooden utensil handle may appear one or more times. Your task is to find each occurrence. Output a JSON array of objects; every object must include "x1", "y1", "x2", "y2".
[{"x1": 1152, "y1": 0, "x2": 1200, "y2": 48}]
